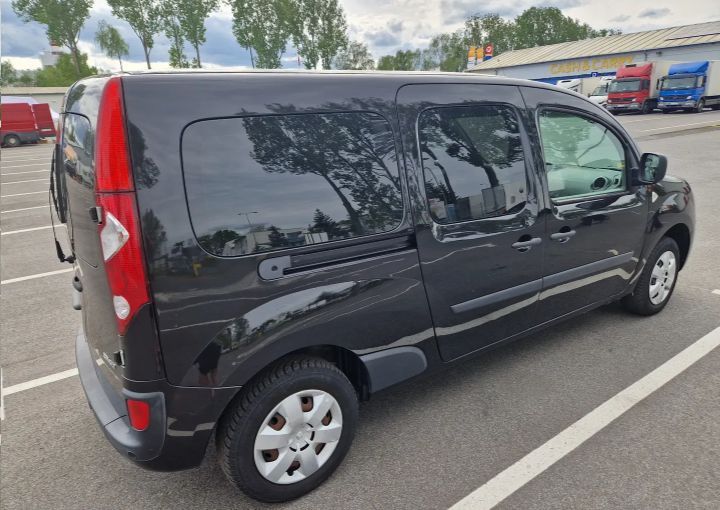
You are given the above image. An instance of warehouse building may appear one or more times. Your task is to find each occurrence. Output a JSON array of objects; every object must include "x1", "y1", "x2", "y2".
[{"x1": 468, "y1": 21, "x2": 720, "y2": 84}]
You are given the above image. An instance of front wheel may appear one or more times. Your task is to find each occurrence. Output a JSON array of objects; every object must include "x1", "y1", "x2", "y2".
[
  {"x1": 622, "y1": 237, "x2": 679, "y2": 315},
  {"x1": 217, "y1": 357, "x2": 358, "y2": 503},
  {"x1": 641, "y1": 101, "x2": 653, "y2": 114},
  {"x1": 695, "y1": 99, "x2": 705, "y2": 113}
]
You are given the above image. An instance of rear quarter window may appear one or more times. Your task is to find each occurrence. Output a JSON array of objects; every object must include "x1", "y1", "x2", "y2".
[{"x1": 182, "y1": 112, "x2": 404, "y2": 256}]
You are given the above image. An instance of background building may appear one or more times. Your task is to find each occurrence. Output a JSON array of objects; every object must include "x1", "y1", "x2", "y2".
[{"x1": 468, "y1": 21, "x2": 720, "y2": 84}]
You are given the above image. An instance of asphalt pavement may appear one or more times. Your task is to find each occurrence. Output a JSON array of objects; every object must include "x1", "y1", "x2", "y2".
[{"x1": 1, "y1": 110, "x2": 719, "y2": 510}]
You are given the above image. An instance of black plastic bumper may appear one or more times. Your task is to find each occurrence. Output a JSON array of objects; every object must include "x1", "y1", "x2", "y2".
[
  {"x1": 76, "y1": 328, "x2": 240, "y2": 471},
  {"x1": 75, "y1": 329, "x2": 166, "y2": 461}
]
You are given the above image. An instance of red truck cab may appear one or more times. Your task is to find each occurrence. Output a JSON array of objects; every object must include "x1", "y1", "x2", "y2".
[{"x1": 607, "y1": 63, "x2": 653, "y2": 114}]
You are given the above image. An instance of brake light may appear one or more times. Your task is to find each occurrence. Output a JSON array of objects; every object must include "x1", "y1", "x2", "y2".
[
  {"x1": 126, "y1": 399, "x2": 150, "y2": 431},
  {"x1": 95, "y1": 77, "x2": 150, "y2": 335}
]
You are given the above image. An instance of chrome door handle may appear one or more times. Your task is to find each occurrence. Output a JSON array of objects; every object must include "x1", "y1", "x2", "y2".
[
  {"x1": 550, "y1": 230, "x2": 577, "y2": 242},
  {"x1": 512, "y1": 237, "x2": 542, "y2": 252}
]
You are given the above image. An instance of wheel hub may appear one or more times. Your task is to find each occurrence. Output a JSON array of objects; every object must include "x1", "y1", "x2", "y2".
[{"x1": 253, "y1": 389, "x2": 343, "y2": 484}]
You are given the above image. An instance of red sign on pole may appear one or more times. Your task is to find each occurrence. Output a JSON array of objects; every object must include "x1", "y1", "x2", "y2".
[{"x1": 484, "y1": 43, "x2": 494, "y2": 60}]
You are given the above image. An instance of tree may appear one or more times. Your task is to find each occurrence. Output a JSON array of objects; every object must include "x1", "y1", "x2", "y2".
[
  {"x1": 228, "y1": 0, "x2": 293, "y2": 69},
  {"x1": 107, "y1": 0, "x2": 162, "y2": 69},
  {"x1": 333, "y1": 40, "x2": 374, "y2": 70},
  {"x1": 1, "y1": 61, "x2": 18, "y2": 86},
  {"x1": 12, "y1": 0, "x2": 92, "y2": 76},
  {"x1": 35, "y1": 53, "x2": 97, "y2": 86},
  {"x1": 160, "y1": 0, "x2": 190, "y2": 68},
  {"x1": 513, "y1": 7, "x2": 599, "y2": 49},
  {"x1": 291, "y1": 0, "x2": 347, "y2": 69},
  {"x1": 376, "y1": 50, "x2": 420, "y2": 71},
  {"x1": 420, "y1": 31, "x2": 466, "y2": 72},
  {"x1": 465, "y1": 13, "x2": 515, "y2": 56},
  {"x1": 95, "y1": 21, "x2": 129, "y2": 71},
  {"x1": 176, "y1": 0, "x2": 219, "y2": 68}
]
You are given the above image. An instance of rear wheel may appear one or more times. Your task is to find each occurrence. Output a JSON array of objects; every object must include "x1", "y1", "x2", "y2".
[
  {"x1": 217, "y1": 357, "x2": 358, "y2": 503},
  {"x1": 622, "y1": 237, "x2": 679, "y2": 315},
  {"x1": 3, "y1": 134, "x2": 21, "y2": 148}
]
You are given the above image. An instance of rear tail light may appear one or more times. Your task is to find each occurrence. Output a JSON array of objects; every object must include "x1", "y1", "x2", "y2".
[
  {"x1": 95, "y1": 77, "x2": 150, "y2": 335},
  {"x1": 126, "y1": 399, "x2": 150, "y2": 431}
]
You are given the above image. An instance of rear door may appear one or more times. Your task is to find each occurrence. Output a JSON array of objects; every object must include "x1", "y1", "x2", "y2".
[
  {"x1": 397, "y1": 84, "x2": 545, "y2": 361},
  {"x1": 521, "y1": 86, "x2": 647, "y2": 319},
  {"x1": 32, "y1": 103, "x2": 57, "y2": 137}
]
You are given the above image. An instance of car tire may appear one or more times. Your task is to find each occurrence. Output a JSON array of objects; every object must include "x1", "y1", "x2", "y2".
[
  {"x1": 622, "y1": 237, "x2": 680, "y2": 316},
  {"x1": 3, "y1": 134, "x2": 21, "y2": 148},
  {"x1": 641, "y1": 101, "x2": 652, "y2": 114},
  {"x1": 216, "y1": 356, "x2": 358, "y2": 503},
  {"x1": 695, "y1": 99, "x2": 704, "y2": 113}
]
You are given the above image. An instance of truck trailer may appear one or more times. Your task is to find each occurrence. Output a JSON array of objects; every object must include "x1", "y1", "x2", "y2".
[
  {"x1": 0, "y1": 102, "x2": 57, "y2": 147},
  {"x1": 658, "y1": 61, "x2": 720, "y2": 113},
  {"x1": 607, "y1": 62, "x2": 674, "y2": 114}
]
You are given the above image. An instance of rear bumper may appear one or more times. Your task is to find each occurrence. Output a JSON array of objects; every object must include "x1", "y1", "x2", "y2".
[
  {"x1": 76, "y1": 328, "x2": 239, "y2": 471},
  {"x1": 76, "y1": 329, "x2": 166, "y2": 462}
]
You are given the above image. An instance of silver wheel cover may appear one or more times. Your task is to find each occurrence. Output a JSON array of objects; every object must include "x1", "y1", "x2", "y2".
[
  {"x1": 649, "y1": 250, "x2": 677, "y2": 305},
  {"x1": 253, "y1": 389, "x2": 343, "y2": 484}
]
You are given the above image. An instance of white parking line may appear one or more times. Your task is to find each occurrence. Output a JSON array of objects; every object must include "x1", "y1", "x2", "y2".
[
  {"x1": 450, "y1": 325, "x2": 720, "y2": 510},
  {"x1": 0, "y1": 163, "x2": 49, "y2": 169},
  {"x1": 1, "y1": 191, "x2": 47, "y2": 198},
  {"x1": 3, "y1": 368, "x2": 79, "y2": 396},
  {"x1": 1, "y1": 205, "x2": 49, "y2": 214},
  {"x1": 1, "y1": 224, "x2": 62, "y2": 236},
  {"x1": 1, "y1": 157, "x2": 48, "y2": 163},
  {"x1": 1, "y1": 169, "x2": 48, "y2": 176},
  {"x1": 712, "y1": 289, "x2": 720, "y2": 296},
  {"x1": 1, "y1": 178, "x2": 49, "y2": 185},
  {"x1": 1, "y1": 268, "x2": 73, "y2": 285},
  {"x1": 639, "y1": 120, "x2": 720, "y2": 133}
]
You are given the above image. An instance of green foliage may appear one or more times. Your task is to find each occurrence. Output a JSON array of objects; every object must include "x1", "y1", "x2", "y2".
[
  {"x1": 513, "y1": 7, "x2": 596, "y2": 49},
  {"x1": 376, "y1": 50, "x2": 420, "y2": 71},
  {"x1": 35, "y1": 53, "x2": 97, "y2": 86},
  {"x1": 465, "y1": 13, "x2": 514, "y2": 55},
  {"x1": 333, "y1": 40, "x2": 374, "y2": 70},
  {"x1": 107, "y1": 0, "x2": 162, "y2": 69},
  {"x1": 160, "y1": 0, "x2": 190, "y2": 68},
  {"x1": 420, "y1": 31, "x2": 466, "y2": 72},
  {"x1": 12, "y1": 0, "x2": 92, "y2": 76},
  {"x1": 95, "y1": 21, "x2": 129, "y2": 71},
  {"x1": 1, "y1": 61, "x2": 18, "y2": 85},
  {"x1": 290, "y1": 0, "x2": 348, "y2": 69},
  {"x1": 175, "y1": 0, "x2": 219, "y2": 67},
  {"x1": 228, "y1": 0, "x2": 293, "y2": 69}
]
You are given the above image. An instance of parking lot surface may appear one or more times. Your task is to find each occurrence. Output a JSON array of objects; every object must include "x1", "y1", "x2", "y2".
[{"x1": 2, "y1": 110, "x2": 720, "y2": 509}]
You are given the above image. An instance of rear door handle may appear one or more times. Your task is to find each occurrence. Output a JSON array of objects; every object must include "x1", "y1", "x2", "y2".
[
  {"x1": 511, "y1": 237, "x2": 542, "y2": 252},
  {"x1": 550, "y1": 230, "x2": 577, "y2": 242}
]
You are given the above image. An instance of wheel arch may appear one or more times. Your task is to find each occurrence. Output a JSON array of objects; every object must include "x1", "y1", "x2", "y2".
[{"x1": 663, "y1": 223, "x2": 691, "y2": 269}]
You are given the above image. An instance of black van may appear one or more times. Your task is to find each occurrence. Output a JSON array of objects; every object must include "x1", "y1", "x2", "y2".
[{"x1": 54, "y1": 71, "x2": 693, "y2": 502}]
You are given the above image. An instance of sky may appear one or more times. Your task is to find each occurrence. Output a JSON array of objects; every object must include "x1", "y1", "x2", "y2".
[{"x1": 2, "y1": 0, "x2": 719, "y2": 72}]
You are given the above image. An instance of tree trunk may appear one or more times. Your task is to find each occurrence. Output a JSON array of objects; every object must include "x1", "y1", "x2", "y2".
[
  {"x1": 69, "y1": 43, "x2": 81, "y2": 77},
  {"x1": 321, "y1": 173, "x2": 363, "y2": 234},
  {"x1": 195, "y1": 44, "x2": 201, "y2": 68},
  {"x1": 118, "y1": 55, "x2": 124, "y2": 72},
  {"x1": 249, "y1": 47, "x2": 255, "y2": 68},
  {"x1": 144, "y1": 43, "x2": 152, "y2": 69}
]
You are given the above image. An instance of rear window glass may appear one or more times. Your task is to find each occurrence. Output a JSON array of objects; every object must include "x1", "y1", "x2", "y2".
[{"x1": 182, "y1": 112, "x2": 404, "y2": 256}]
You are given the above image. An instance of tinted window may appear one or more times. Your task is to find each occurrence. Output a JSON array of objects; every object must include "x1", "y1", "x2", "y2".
[
  {"x1": 538, "y1": 110, "x2": 627, "y2": 201},
  {"x1": 419, "y1": 105, "x2": 528, "y2": 223},
  {"x1": 183, "y1": 112, "x2": 403, "y2": 256}
]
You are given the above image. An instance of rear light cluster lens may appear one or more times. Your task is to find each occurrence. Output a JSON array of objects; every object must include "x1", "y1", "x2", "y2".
[
  {"x1": 95, "y1": 77, "x2": 150, "y2": 335},
  {"x1": 126, "y1": 399, "x2": 150, "y2": 431}
]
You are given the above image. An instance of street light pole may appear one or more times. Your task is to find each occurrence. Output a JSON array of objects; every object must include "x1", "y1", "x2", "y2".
[{"x1": 238, "y1": 211, "x2": 259, "y2": 252}]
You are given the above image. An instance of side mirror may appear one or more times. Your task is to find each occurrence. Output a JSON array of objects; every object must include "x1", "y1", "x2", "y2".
[{"x1": 638, "y1": 153, "x2": 667, "y2": 184}]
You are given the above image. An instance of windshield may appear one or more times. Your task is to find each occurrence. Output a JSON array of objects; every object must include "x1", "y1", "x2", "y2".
[
  {"x1": 590, "y1": 84, "x2": 609, "y2": 96},
  {"x1": 609, "y1": 79, "x2": 642, "y2": 93},
  {"x1": 661, "y1": 76, "x2": 699, "y2": 90}
]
